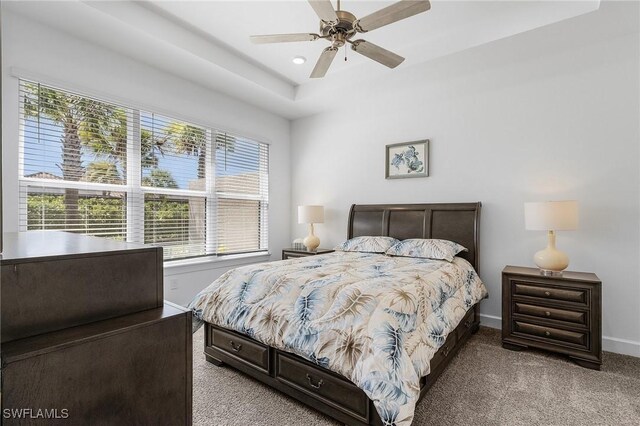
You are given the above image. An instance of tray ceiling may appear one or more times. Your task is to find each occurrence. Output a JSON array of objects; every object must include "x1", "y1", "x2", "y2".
[{"x1": 3, "y1": 1, "x2": 606, "y2": 118}]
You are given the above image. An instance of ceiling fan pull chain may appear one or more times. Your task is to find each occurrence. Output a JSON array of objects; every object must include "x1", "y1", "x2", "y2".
[{"x1": 344, "y1": 44, "x2": 348, "y2": 62}]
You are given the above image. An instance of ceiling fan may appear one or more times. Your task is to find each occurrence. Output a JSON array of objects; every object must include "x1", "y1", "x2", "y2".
[{"x1": 250, "y1": 0, "x2": 431, "y2": 78}]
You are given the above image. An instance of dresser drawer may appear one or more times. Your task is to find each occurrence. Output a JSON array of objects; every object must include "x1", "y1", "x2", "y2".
[
  {"x1": 514, "y1": 303, "x2": 586, "y2": 326},
  {"x1": 210, "y1": 327, "x2": 270, "y2": 373},
  {"x1": 514, "y1": 321, "x2": 588, "y2": 348},
  {"x1": 275, "y1": 352, "x2": 369, "y2": 422},
  {"x1": 514, "y1": 282, "x2": 587, "y2": 304}
]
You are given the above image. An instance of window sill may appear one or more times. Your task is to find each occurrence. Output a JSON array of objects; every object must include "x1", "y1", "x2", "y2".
[{"x1": 164, "y1": 251, "x2": 272, "y2": 274}]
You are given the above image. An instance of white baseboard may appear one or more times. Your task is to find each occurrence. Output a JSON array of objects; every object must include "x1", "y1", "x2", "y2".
[
  {"x1": 601, "y1": 336, "x2": 640, "y2": 357},
  {"x1": 479, "y1": 314, "x2": 640, "y2": 358},
  {"x1": 479, "y1": 313, "x2": 502, "y2": 330}
]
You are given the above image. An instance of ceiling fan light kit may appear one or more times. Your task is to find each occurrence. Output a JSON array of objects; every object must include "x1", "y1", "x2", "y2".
[{"x1": 250, "y1": 0, "x2": 431, "y2": 78}]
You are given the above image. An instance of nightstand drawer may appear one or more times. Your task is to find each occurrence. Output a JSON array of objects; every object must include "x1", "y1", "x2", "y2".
[
  {"x1": 514, "y1": 303, "x2": 586, "y2": 325},
  {"x1": 282, "y1": 248, "x2": 334, "y2": 260},
  {"x1": 283, "y1": 253, "x2": 307, "y2": 259},
  {"x1": 514, "y1": 321, "x2": 588, "y2": 348},
  {"x1": 514, "y1": 282, "x2": 587, "y2": 304}
]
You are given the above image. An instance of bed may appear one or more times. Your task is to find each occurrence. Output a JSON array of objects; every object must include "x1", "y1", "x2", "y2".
[{"x1": 190, "y1": 203, "x2": 486, "y2": 426}]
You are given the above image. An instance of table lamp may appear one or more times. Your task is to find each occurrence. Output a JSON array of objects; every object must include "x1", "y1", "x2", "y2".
[
  {"x1": 298, "y1": 205, "x2": 324, "y2": 252},
  {"x1": 525, "y1": 200, "x2": 578, "y2": 276}
]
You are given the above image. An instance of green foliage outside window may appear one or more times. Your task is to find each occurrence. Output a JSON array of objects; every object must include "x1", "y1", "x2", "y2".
[
  {"x1": 21, "y1": 81, "x2": 252, "y2": 259},
  {"x1": 27, "y1": 193, "x2": 126, "y2": 239},
  {"x1": 23, "y1": 82, "x2": 199, "y2": 244}
]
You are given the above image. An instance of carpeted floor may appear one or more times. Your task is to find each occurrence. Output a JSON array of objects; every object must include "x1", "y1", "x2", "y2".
[{"x1": 192, "y1": 327, "x2": 640, "y2": 425}]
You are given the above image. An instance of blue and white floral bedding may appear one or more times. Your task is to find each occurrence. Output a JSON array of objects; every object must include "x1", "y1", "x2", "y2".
[{"x1": 189, "y1": 251, "x2": 488, "y2": 425}]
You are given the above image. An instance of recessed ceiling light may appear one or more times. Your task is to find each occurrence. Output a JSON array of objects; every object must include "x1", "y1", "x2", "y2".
[{"x1": 292, "y1": 56, "x2": 306, "y2": 65}]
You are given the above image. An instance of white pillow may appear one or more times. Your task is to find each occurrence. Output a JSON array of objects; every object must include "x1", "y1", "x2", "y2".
[
  {"x1": 386, "y1": 239, "x2": 468, "y2": 262},
  {"x1": 335, "y1": 236, "x2": 399, "y2": 253}
]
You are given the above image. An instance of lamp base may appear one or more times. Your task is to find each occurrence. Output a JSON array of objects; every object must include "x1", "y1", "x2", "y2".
[
  {"x1": 534, "y1": 248, "x2": 569, "y2": 273},
  {"x1": 539, "y1": 269, "x2": 564, "y2": 277},
  {"x1": 303, "y1": 234, "x2": 320, "y2": 252},
  {"x1": 533, "y1": 231, "x2": 569, "y2": 274}
]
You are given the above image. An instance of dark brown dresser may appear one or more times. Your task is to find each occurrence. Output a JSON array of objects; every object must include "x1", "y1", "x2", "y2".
[
  {"x1": 502, "y1": 265, "x2": 602, "y2": 370},
  {"x1": 1, "y1": 232, "x2": 192, "y2": 425}
]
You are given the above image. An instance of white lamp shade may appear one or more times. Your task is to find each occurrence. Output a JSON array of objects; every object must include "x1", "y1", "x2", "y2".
[
  {"x1": 298, "y1": 205, "x2": 324, "y2": 224},
  {"x1": 525, "y1": 201, "x2": 578, "y2": 231}
]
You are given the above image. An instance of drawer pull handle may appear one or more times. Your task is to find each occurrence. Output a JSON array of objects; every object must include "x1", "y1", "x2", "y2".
[
  {"x1": 229, "y1": 341, "x2": 242, "y2": 352},
  {"x1": 306, "y1": 374, "x2": 324, "y2": 390},
  {"x1": 545, "y1": 311, "x2": 551, "y2": 317},
  {"x1": 464, "y1": 319, "x2": 474, "y2": 328},
  {"x1": 544, "y1": 291, "x2": 551, "y2": 297},
  {"x1": 441, "y1": 345, "x2": 451, "y2": 358},
  {"x1": 545, "y1": 331, "x2": 551, "y2": 337}
]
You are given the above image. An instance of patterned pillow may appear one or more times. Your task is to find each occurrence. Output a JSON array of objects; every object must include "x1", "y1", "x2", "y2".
[
  {"x1": 334, "y1": 236, "x2": 400, "y2": 253},
  {"x1": 385, "y1": 239, "x2": 468, "y2": 262}
]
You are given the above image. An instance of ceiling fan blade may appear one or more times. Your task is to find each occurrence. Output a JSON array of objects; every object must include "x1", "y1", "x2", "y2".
[
  {"x1": 351, "y1": 40, "x2": 405, "y2": 68},
  {"x1": 355, "y1": 0, "x2": 431, "y2": 32},
  {"x1": 310, "y1": 46, "x2": 338, "y2": 78},
  {"x1": 250, "y1": 33, "x2": 320, "y2": 44},
  {"x1": 308, "y1": 0, "x2": 338, "y2": 24}
]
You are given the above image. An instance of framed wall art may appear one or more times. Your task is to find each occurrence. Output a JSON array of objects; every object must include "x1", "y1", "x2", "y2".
[{"x1": 385, "y1": 140, "x2": 429, "y2": 179}]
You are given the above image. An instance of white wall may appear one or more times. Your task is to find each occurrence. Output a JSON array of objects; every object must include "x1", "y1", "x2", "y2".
[
  {"x1": 291, "y1": 6, "x2": 640, "y2": 356},
  {"x1": 1, "y1": 10, "x2": 291, "y2": 305}
]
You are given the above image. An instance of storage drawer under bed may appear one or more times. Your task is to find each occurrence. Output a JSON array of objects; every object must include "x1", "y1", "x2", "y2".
[
  {"x1": 275, "y1": 352, "x2": 370, "y2": 423},
  {"x1": 204, "y1": 303, "x2": 482, "y2": 426},
  {"x1": 209, "y1": 326, "x2": 270, "y2": 373}
]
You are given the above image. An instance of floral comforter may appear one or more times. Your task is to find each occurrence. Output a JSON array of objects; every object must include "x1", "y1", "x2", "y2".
[{"x1": 189, "y1": 251, "x2": 488, "y2": 425}]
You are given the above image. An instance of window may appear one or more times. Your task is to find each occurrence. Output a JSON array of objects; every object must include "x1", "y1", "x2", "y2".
[
  {"x1": 215, "y1": 133, "x2": 269, "y2": 254},
  {"x1": 19, "y1": 80, "x2": 269, "y2": 260}
]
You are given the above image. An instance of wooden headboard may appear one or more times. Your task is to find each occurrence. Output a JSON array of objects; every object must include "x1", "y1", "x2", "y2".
[{"x1": 348, "y1": 202, "x2": 481, "y2": 273}]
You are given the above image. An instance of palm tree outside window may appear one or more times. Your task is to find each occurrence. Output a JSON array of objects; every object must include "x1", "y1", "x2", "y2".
[{"x1": 19, "y1": 80, "x2": 269, "y2": 260}]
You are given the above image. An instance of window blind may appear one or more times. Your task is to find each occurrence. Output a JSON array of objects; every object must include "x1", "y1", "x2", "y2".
[
  {"x1": 19, "y1": 79, "x2": 269, "y2": 260},
  {"x1": 137, "y1": 112, "x2": 211, "y2": 259},
  {"x1": 19, "y1": 80, "x2": 131, "y2": 239},
  {"x1": 215, "y1": 133, "x2": 269, "y2": 255}
]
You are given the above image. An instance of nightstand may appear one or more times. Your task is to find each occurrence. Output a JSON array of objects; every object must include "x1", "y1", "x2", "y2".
[
  {"x1": 282, "y1": 248, "x2": 334, "y2": 260},
  {"x1": 502, "y1": 265, "x2": 602, "y2": 370}
]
